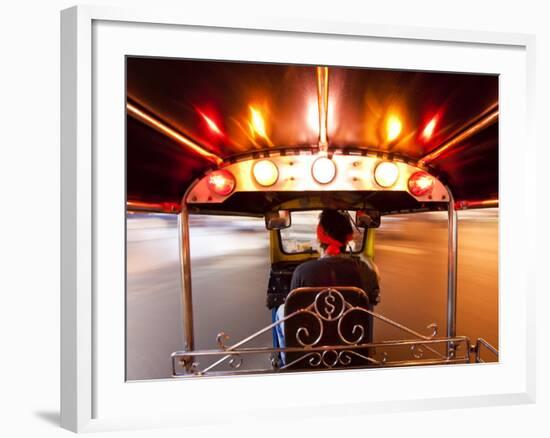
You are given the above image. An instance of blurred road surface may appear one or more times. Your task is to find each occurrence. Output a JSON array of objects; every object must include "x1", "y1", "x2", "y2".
[{"x1": 126, "y1": 209, "x2": 498, "y2": 380}]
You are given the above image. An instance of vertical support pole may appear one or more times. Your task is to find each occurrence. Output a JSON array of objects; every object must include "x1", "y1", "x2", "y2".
[
  {"x1": 178, "y1": 202, "x2": 195, "y2": 369},
  {"x1": 446, "y1": 188, "x2": 458, "y2": 358},
  {"x1": 316, "y1": 66, "x2": 329, "y2": 152}
]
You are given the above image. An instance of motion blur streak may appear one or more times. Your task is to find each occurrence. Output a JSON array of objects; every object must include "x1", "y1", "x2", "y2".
[
  {"x1": 386, "y1": 114, "x2": 402, "y2": 141},
  {"x1": 198, "y1": 110, "x2": 224, "y2": 136},
  {"x1": 422, "y1": 117, "x2": 437, "y2": 140},
  {"x1": 248, "y1": 106, "x2": 273, "y2": 147},
  {"x1": 126, "y1": 209, "x2": 498, "y2": 380},
  {"x1": 419, "y1": 109, "x2": 498, "y2": 165},
  {"x1": 126, "y1": 102, "x2": 223, "y2": 165},
  {"x1": 316, "y1": 66, "x2": 329, "y2": 148}
]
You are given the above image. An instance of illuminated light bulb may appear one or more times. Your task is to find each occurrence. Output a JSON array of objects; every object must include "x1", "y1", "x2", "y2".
[
  {"x1": 408, "y1": 171, "x2": 435, "y2": 196},
  {"x1": 249, "y1": 107, "x2": 267, "y2": 139},
  {"x1": 386, "y1": 115, "x2": 402, "y2": 141},
  {"x1": 312, "y1": 157, "x2": 337, "y2": 184},
  {"x1": 206, "y1": 169, "x2": 236, "y2": 196},
  {"x1": 374, "y1": 161, "x2": 399, "y2": 188},
  {"x1": 253, "y1": 160, "x2": 279, "y2": 187},
  {"x1": 422, "y1": 117, "x2": 437, "y2": 140}
]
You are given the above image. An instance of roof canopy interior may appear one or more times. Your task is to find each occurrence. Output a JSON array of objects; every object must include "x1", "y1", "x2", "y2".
[{"x1": 126, "y1": 57, "x2": 498, "y2": 211}]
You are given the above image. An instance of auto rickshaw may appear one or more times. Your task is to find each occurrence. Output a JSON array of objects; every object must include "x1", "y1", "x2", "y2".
[{"x1": 126, "y1": 58, "x2": 499, "y2": 377}]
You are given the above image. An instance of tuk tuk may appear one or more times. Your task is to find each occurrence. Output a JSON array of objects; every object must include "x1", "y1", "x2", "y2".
[{"x1": 126, "y1": 59, "x2": 499, "y2": 377}]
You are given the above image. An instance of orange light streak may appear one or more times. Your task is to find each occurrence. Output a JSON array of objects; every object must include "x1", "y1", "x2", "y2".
[
  {"x1": 126, "y1": 200, "x2": 180, "y2": 213},
  {"x1": 386, "y1": 115, "x2": 402, "y2": 142},
  {"x1": 419, "y1": 110, "x2": 498, "y2": 165},
  {"x1": 249, "y1": 106, "x2": 267, "y2": 138},
  {"x1": 248, "y1": 106, "x2": 273, "y2": 146},
  {"x1": 316, "y1": 66, "x2": 329, "y2": 150},
  {"x1": 455, "y1": 199, "x2": 499, "y2": 210},
  {"x1": 127, "y1": 102, "x2": 222, "y2": 165}
]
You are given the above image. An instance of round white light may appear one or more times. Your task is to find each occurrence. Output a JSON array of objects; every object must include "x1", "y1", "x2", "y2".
[
  {"x1": 374, "y1": 161, "x2": 399, "y2": 188},
  {"x1": 253, "y1": 160, "x2": 279, "y2": 187},
  {"x1": 312, "y1": 157, "x2": 336, "y2": 184}
]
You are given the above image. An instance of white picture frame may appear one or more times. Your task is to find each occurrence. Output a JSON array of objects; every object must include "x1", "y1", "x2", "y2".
[{"x1": 61, "y1": 5, "x2": 536, "y2": 433}]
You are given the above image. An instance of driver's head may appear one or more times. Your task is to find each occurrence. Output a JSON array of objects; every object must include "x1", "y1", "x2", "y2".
[{"x1": 317, "y1": 209, "x2": 354, "y2": 255}]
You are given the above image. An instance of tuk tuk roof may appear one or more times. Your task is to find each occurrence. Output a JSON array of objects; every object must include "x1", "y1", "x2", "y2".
[{"x1": 127, "y1": 57, "x2": 498, "y2": 212}]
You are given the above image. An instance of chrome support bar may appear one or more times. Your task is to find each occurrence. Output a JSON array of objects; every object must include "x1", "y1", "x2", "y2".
[
  {"x1": 178, "y1": 201, "x2": 195, "y2": 369},
  {"x1": 171, "y1": 337, "x2": 471, "y2": 376},
  {"x1": 455, "y1": 199, "x2": 499, "y2": 210},
  {"x1": 126, "y1": 200, "x2": 180, "y2": 214},
  {"x1": 316, "y1": 66, "x2": 329, "y2": 152},
  {"x1": 171, "y1": 287, "x2": 473, "y2": 376},
  {"x1": 172, "y1": 356, "x2": 471, "y2": 378},
  {"x1": 173, "y1": 336, "x2": 470, "y2": 358},
  {"x1": 446, "y1": 187, "x2": 458, "y2": 358},
  {"x1": 474, "y1": 338, "x2": 499, "y2": 363}
]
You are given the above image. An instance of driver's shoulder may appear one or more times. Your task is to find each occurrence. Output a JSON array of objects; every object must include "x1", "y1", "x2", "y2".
[{"x1": 295, "y1": 258, "x2": 322, "y2": 272}]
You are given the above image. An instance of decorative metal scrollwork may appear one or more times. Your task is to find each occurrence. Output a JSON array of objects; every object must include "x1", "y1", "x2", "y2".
[
  {"x1": 228, "y1": 354, "x2": 243, "y2": 369},
  {"x1": 308, "y1": 353, "x2": 322, "y2": 367},
  {"x1": 426, "y1": 323, "x2": 438, "y2": 338},
  {"x1": 337, "y1": 351, "x2": 352, "y2": 366},
  {"x1": 411, "y1": 344, "x2": 424, "y2": 359},
  {"x1": 171, "y1": 287, "x2": 471, "y2": 376},
  {"x1": 216, "y1": 332, "x2": 230, "y2": 350},
  {"x1": 286, "y1": 349, "x2": 376, "y2": 370},
  {"x1": 270, "y1": 352, "x2": 281, "y2": 369},
  {"x1": 313, "y1": 289, "x2": 346, "y2": 321},
  {"x1": 294, "y1": 310, "x2": 324, "y2": 347},
  {"x1": 178, "y1": 356, "x2": 199, "y2": 373},
  {"x1": 337, "y1": 308, "x2": 368, "y2": 345},
  {"x1": 321, "y1": 350, "x2": 339, "y2": 367}
]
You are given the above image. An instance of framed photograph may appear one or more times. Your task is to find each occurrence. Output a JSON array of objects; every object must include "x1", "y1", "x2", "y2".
[{"x1": 61, "y1": 5, "x2": 536, "y2": 433}]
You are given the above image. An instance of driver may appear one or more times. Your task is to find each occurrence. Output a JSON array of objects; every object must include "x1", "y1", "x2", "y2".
[{"x1": 274, "y1": 209, "x2": 380, "y2": 362}]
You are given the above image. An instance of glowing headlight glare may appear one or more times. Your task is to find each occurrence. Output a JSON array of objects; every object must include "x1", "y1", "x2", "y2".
[
  {"x1": 206, "y1": 169, "x2": 236, "y2": 196},
  {"x1": 312, "y1": 157, "x2": 336, "y2": 184},
  {"x1": 374, "y1": 161, "x2": 399, "y2": 188},
  {"x1": 253, "y1": 160, "x2": 279, "y2": 187},
  {"x1": 386, "y1": 115, "x2": 402, "y2": 141},
  {"x1": 249, "y1": 106, "x2": 267, "y2": 139},
  {"x1": 422, "y1": 117, "x2": 437, "y2": 140},
  {"x1": 408, "y1": 171, "x2": 435, "y2": 196}
]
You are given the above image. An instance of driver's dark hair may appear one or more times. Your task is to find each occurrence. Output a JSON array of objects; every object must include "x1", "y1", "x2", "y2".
[{"x1": 318, "y1": 209, "x2": 353, "y2": 252}]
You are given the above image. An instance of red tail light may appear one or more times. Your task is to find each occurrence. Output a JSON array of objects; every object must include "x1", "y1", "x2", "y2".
[
  {"x1": 408, "y1": 171, "x2": 435, "y2": 196},
  {"x1": 207, "y1": 169, "x2": 236, "y2": 196}
]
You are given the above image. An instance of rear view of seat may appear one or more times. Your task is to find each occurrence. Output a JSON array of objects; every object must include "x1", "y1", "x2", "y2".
[{"x1": 283, "y1": 286, "x2": 373, "y2": 370}]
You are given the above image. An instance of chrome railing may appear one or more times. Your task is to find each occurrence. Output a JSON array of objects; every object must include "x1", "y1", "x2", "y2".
[
  {"x1": 171, "y1": 287, "x2": 489, "y2": 377},
  {"x1": 473, "y1": 338, "x2": 499, "y2": 363}
]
